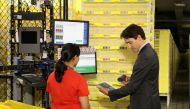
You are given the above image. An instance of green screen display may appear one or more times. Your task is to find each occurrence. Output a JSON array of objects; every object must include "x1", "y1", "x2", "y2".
[{"x1": 74, "y1": 54, "x2": 97, "y2": 74}]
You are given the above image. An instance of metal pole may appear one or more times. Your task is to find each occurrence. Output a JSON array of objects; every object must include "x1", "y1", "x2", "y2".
[
  {"x1": 59, "y1": 0, "x2": 62, "y2": 19},
  {"x1": 10, "y1": 76, "x2": 13, "y2": 99},
  {"x1": 10, "y1": 0, "x2": 15, "y2": 65},
  {"x1": 189, "y1": 49, "x2": 190, "y2": 109},
  {"x1": 63, "y1": 0, "x2": 68, "y2": 20}
]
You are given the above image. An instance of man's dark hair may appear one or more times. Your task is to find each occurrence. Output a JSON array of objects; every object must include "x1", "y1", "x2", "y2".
[{"x1": 120, "y1": 24, "x2": 146, "y2": 40}]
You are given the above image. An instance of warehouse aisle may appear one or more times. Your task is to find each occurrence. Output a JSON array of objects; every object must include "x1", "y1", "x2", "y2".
[{"x1": 161, "y1": 53, "x2": 189, "y2": 109}]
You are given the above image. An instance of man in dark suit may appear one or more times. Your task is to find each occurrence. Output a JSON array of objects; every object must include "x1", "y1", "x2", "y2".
[{"x1": 97, "y1": 24, "x2": 161, "y2": 109}]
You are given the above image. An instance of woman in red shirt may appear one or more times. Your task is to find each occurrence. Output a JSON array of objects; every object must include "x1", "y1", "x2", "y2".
[{"x1": 46, "y1": 43, "x2": 91, "y2": 109}]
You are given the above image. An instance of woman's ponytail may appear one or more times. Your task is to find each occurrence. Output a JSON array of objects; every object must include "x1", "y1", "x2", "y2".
[
  {"x1": 55, "y1": 58, "x2": 67, "y2": 83},
  {"x1": 54, "y1": 43, "x2": 80, "y2": 83}
]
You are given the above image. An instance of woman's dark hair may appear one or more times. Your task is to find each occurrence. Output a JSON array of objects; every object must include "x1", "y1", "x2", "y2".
[
  {"x1": 120, "y1": 24, "x2": 146, "y2": 40},
  {"x1": 55, "y1": 43, "x2": 80, "y2": 83}
]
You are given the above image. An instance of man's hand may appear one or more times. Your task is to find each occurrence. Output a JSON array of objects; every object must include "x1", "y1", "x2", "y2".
[
  {"x1": 96, "y1": 85, "x2": 109, "y2": 96},
  {"x1": 121, "y1": 75, "x2": 131, "y2": 85}
]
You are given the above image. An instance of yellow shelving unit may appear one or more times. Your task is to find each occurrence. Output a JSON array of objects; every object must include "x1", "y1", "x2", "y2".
[
  {"x1": 70, "y1": 0, "x2": 155, "y2": 108},
  {"x1": 154, "y1": 29, "x2": 180, "y2": 106}
]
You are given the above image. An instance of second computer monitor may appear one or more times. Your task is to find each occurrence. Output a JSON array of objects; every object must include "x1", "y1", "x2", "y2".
[
  {"x1": 53, "y1": 20, "x2": 89, "y2": 46},
  {"x1": 57, "y1": 47, "x2": 97, "y2": 74},
  {"x1": 74, "y1": 52, "x2": 97, "y2": 74}
]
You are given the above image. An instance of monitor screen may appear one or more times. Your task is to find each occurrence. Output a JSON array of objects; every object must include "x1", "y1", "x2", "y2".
[
  {"x1": 74, "y1": 53, "x2": 97, "y2": 74},
  {"x1": 53, "y1": 20, "x2": 89, "y2": 46},
  {"x1": 21, "y1": 31, "x2": 37, "y2": 44},
  {"x1": 57, "y1": 47, "x2": 97, "y2": 74},
  {"x1": 18, "y1": 27, "x2": 41, "y2": 53}
]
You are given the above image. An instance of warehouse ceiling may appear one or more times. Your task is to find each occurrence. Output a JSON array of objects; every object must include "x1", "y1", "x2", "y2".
[{"x1": 155, "y1": 0, "x2": 190, "y2": 52}]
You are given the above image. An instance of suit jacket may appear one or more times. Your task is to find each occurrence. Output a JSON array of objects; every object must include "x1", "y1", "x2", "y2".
[{"x1": 108, "y1": 43, "x2": 161, "y2": 109}]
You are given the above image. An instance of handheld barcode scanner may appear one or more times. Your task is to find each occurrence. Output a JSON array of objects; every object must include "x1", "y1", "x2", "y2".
[
  {"x1": 117, "y1": 75, "x2": 130, "y2": 85},
  {"x1": 117, "y1": 74, "x2": 127, "y2": 82}
]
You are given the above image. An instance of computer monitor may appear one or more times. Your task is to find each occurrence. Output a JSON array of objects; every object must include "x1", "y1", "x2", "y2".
[
  {"x1": 57, "y1": 47, "x2": 97, "y2": 74},
  {"x1": 74, "y1": 53, "x2": 97, "y2": 74},
  {"x1": 18, "y1": 27, "x2": 41, "y2": 53},
  {"x1": 53, "y1": 20, "x2": 89, "y2": 46}
]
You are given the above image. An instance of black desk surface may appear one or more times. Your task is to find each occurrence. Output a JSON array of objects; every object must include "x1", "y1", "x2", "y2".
[{"x1": 20, "y1": 74, "x2": 46, "y2": 88}]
